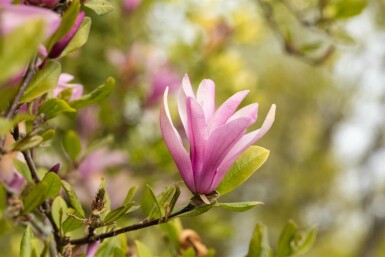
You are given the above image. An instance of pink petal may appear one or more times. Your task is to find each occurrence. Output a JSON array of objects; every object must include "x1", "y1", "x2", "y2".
[
  {"x1": 186, "y1": 97, "x2": 208, "y2": 183},
  {"x1": 196, "y1": 79, "x2": 215, "y2": 123},
  {"x1": 85, "y1": 241, "x2": 100, "y2": 257},
  {"x1": 177, "y1": 74, "x2": 195, "y2": 139},
  {"x1": 160, "y1": 88, "x2": 195, "y2": 192},
  {"x1": 195, "y1": 117, "x2": 252, "y2": 193},
  {"x1": 228, "y1": 103, "x2": 259, "y2": 123},
  {"x1": 208, "y1": 90, "x2": 249, "y2": 132},
  {"x1": 209, "y1": 104, "x2": 276, "y2": 192}
]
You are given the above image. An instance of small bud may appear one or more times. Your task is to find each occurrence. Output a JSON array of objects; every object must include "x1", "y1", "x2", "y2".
[
  {"x1": 91, "y1": 188, "x2": 106, "y2": 215},
  {"x1": 48, "y1": 162, "x2": 60, "y2": 173}
]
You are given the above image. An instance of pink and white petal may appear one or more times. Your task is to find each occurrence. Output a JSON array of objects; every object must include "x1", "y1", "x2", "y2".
[
  {"x1": 160, "y1": 88, "x2": 195, "y2": 192},
  {"x1": 210, "y1": 104, "x2": 276, "y2": 191},
  {"x1": 228, "y1": 103, "x2": 259, "y2": 124},
  {"x1": 70, "y1": 84, "x2": 84, "y2": 101},
  {"x1": 186, "y1": 97, "x2": 208, "y2": 175},
  {"x1": 195, "y1": 117, "x2": 252, "y2": 193},
  {"x1": 208, "y1": 90, "x2": 249, "y2": 133},
  {"x1": 196, "y1": 79, "x2": 215, "y2": 122},
  {"x1": 58, "y1": 73, "x2": 74, "y2": 84},
  {"x1": 177, "y1": 88, "x2": 189, "y2": 137},
  {"x1": 181, "y1": 74, "x2": 195, "y2": 98}
]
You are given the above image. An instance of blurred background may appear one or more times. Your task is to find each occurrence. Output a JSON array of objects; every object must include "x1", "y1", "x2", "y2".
[{"x1": 3, "y1": 0, "x2": 385, "y2": 256}]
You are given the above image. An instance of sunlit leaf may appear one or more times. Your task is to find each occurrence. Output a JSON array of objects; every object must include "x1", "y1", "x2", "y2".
[
  {"x1": 38, "y1": 98, "x2": 76, "y2": 120},
  {"x1": 246, "y1": 223, "x2": 273, "y2": 257},
  {"x1": 84, "y1": 0, "x2": 114, "y2": 15},
  {"x1": 62, "y1": 130, "x2": 82, "y2": 161},
  {"x1": 216, "y1": 201, "x2": 263, "y2": 212},
  {"x1": 61, "y1": 180, "x2": 85, "y2": 217},
  {"x1": 135, "y1": 240, "x2": 154, "y2": 257}
]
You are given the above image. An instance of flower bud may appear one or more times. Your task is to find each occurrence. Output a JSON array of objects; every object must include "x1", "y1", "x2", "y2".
[
  {"x1": 122, "y1": 0, "x2": 141, "y2": 13},
  {"x1": 48, "y1": 162, "x2": 60, "y2": 173}
]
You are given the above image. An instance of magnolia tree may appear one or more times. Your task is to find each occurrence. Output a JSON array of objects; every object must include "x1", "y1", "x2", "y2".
[{"x1": 0, "y1": 1, "x2": 318, "y2": 257}]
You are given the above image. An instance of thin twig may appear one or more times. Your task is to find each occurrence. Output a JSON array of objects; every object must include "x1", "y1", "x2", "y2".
[{"x1": 66, "y1": 204, "x2": 195, "y2": 245}]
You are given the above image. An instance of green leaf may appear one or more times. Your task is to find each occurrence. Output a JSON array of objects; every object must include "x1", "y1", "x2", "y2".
[
  {"x1": 290, "y1": 227, "x2": 318, "y2": 256},
  {"x1": 61, "y1": 180, "x2": 85, "y2": 217},
  {"x1": 21, "y1": 61, "x2": 61, "y2": 103},
  {"x1": 22, "y1": 182, "x2": 48, "y2": 214},
  {"x1": 62, "y1": 130, "x2": 82, "y2": 161},
  {"x1": 62, "y1": 212, "x2": 84, "y2": 233},
  {"x1": 246, "y1": 223, "x2": 273, "y2": 257},
  {"x1": 276, "y1": 220, "x2": 298, "y2": 257},
  {"x1": 103, "y1": 203, "x2": 134, "y2": 223},
  {"x1": 20, "y1": 226, "x2": 37, "y2": 257},
  {"x1": 327, "y1": 0, "x2": 366, "y2": 19},
  {"x1": 84, "y1": 0, "x2": 114, "y2": 15},
  {"x1": 176, "y1": 204, "x2": 214, "y2": 218},
  {"x1": 13, "y1": 159, "x2": 32, "y2": 181},
  {"x1": 60, "y1": 17, "x2": 92, "y2": 57},
  {"x1": 217, "y1": 146, "x2": 270, "y2": 195},
  {"x1": 41, "y1": 172, "x2": 61, "y2": 199},
  {"x1": 69, "y1": 77, "x2": 115, "y2": 109},
  {"x1": 216, "y1": 201, "x2": 263, "y2": 212},
  {"x1": 0, "y1": 185, "x2": 6, "y2": 213},
  {"x1": 160, "y1": 218, "x2": 183, "y2": 248},
  {"x1": 0, "y1": 114, "x2": 34, "y2": 136},
  {"x1": 123, "y1": 186, "x2": 138, "y2": 205},
  {"x1": 141, "y1": 185, "x2": 162, "y2": 219},
  {"x1": 11, "y1": 135, "x2": 43, "y2": 151},
  {"x1": 51, "y1": 196, "x2": 68, "y2": 231},
  {"x1": 135, "y1": 240, "x2": 154, "y2": 257},
  {"x1": 181, "y1": 248, "x2": 196, "y2": 257},
  {"x1": 0, "y1": 21, "x2": 45, "y2": 83},
  {"x1": 38, "y1": 98, "x2": 76, "y2": 120},
  {"x1": 40, "y1": 129, "x2": 56, "y2": 142},
  {"x1": 46, "y1": 0, "x2": 81, "y2": 51}
]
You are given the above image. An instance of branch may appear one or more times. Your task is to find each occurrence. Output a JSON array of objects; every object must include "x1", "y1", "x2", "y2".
[{"x1": 66, "y1": 204, "x2": 196, "y2": 245}]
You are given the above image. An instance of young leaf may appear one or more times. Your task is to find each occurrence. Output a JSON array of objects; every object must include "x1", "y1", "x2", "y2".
[
  {"x1": 84, "y1": 0, "x2": 114, "y2": 15},
  {"x1": 217, "y1": 146, "x2": 269, "y2": 195},
  {"x1": 41, "y1": 172, "x2": 61, "y2": 199},
  {"x1": 103, "y1": 203, "x2": 134, "y2": 223},
  {"x1": 141, "y1": 185, "x2": 162, "y2": 219},
  {"x1": 62, "y1": 212, "x2": 84, "y2": 233},
  {"x1": 246, "y1": 223, "x2": 273, "y2": 257},
  {"x1": 22, "y1": 181, "x2": 48, "y2": 214},
  {"x1": 0, "y1": 114, "x2": 33, "y2": 136},
  {"x1": 176, "y1": 204, "x2": 214, "y2": 218},
  {"x1": 62, "y1": 130, "x2": 82, "y2": 161},
  {"x1": 290, "y1": 227, "x2": 318, "y2": 256},
  {"x1": 51, "y1": 196, "x2": 68, "y2": 230},
  {"x1": 20, "y1": 226, "x2": 36, "y2": 257},
  {"x1": 216, "y1": 201, "x2": 263, "y2": 212},
  {"x1": 276, "y1": 220, "x2": 298, "y2": 257},
  {"x1": 0, "y1": 21, "x2": 45, "y2": 83},
  {"x1": 60, "y1": 17, "x2": 92, "y2": 57},
  {"x1": 123, "y1": 186, "x2": 138, "y2": 205},
  {"x1": 13, "y1": 159, "x2": 32, "y2": 181},
  {"x1": 38, "y1": 98, "x2": 76, "y2": 120},
  {"x1": 11, "y1": 135, "x2": 43, "y2": 152},
  {"x1": 61, "y1": 180, "x2": 85, "y2": 217},
  {"x1": 135, "y1": 240, "x2": 154, "y2": 257},
  {"x1": 69, "y1": 77, "x2": 115, "y2": 109}
]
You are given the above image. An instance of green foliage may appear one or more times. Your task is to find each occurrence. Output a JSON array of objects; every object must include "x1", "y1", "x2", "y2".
[
  {"x1": 103, "y1": 202, "x2": 134, "y2": 223},
  {"x1": 51, "y1": 196, "x2": 68, "y2": 233},
  {"x1": 60, "y1": 17, "x2": 92, "y2": 57},
  {"x1": 62, "y1": 209, "x2": 84, "y2": 233},
  {"x1": 84, "y1": 0, "x2": 114, "y2": 15},
  {"x1": 246, "y1": 224, "x2": 272, "y2": 257},
  {"x1": 21, "y1": 61, "x2": 61, "y2": 103},
  {"x1": 0, "y1": 21, "x2": 44, "y2": 83},
  {"x1": 69, "y1": 77, "x2": 115, "y2": 109},
  {"x1": 141, "y1": 184, "x2": 180, "y2": 219},
  {"x1": 0, "y1": 114, "x2": 33, "y2": 136},
  {"x1": 13, "y1": 159, "x2": 32, "y2": 181},
  {"x1": 181, "y1": 248, "x2": 195, "y2": 257},
  {"x1": 38, "y1": 98, "x2": 76, "y2": 120},
  {"x1": 135, "y1": 240, "x2": 154, "y2": 257},
  {"x1": 123, "y1": 186, "x2": 138, "y2": 205},
  {"x1": 216, "y1": 201, "x2": 263, "y2": 212},
  {"x1": 62, "y1": 130, "x2": 82, "y2": 161},
  {"x1": 326, "y1": 0, "x2": 366, "y2": 19},
  {"x1": 217, "y1": 146, "x2": 270, "y2": 195},
  {"x1": 11, "y1": 135, "x2": 43, "y2": 152},
  {"x1": 20, "y1": 226, "x2": 38, "y2": 257},
  {"x1": 61, "y1": 180, "x2": 86, "y2": 218}
]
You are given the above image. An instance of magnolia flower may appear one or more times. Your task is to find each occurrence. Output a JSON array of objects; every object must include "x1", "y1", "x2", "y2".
[
  {"x1": 49, "y1": 11, "x2": 85, "y2": 58},
  {"x1": 160, "y1": 75, "x2": 276, "y2": 194},
  {"x1": 53, "y1": 73, "x2": 84, "y2": 101},
  {"x1": 0, "y1": 4, "x2": 60, "y2": 37}
]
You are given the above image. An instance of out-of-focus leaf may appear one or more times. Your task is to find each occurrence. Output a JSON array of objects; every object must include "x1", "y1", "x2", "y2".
[
  {"x1": 60, "y1": 17, "x2": 92, "y2": 57},
  {"x1": 103, "y1": 203, "x2": 134, "y2": 223},
  {"x1": 38, "y1": 98, "x2": 76, "y2": 120},
  {"x1": 326, "y1": 0, "x2": 366, "y2": 19},
  {"x1": 0, "y1": 114, "x2": 34, "y2": 136},
  {"x1": 217, "y1": 146, "x2": 270, "y2": 195},
  {"x1": 40, "y1": 129, "x2": 56, "y2": 142},
  {"x1": 123, "y1": 186, "x2": 138, "y2": 205},
  {"x1": 11, "y1": 135, "x2": 43, "y2": 151},
  {"x1": 21, "y1": 61, "x2": 61, "y2": 103},
  {"x1": 160, "y1": 218, "x2": 183, "y2": 248},
  {"x1": 216, "y1": 201, "x2": 263, "y2": 212},
  {"x1": 276, "y1": 220, "x2": 298, "y2": 257},
  {"x1": 0, "y1": 185, "x2": 6, "y2": 213},
  {"x1": 135, "y1": 240, "x2": 154, "y2": 257},
  {"x1": 62, "y1": 130, "x2": 82, "y2": 161},
  {"x1": 0, "y1": 21, "x2": 44, "y2": 83},
  {"x1": 181, "y1": 248, "x2": 195, "y2": 257},
  {"x1": 20, "y1": 226, "x2": 38, "y2": 257},
  {"x1": 61, "y1": 180, "x2": 85, "y2": 217},
  {"x1": 13, "y1": 159, "x2": 32, "y2": 181},
  {"x1": 69, "y1": 77, "x2": 115, "y2": 109},
  {"x1": 84, "y1": 0, "x2": 114, "y2": 15},
  {"x1": 290, "y1": 227, "x2": 318, "y2": 256},
  {"x1": 46, "y1": 0, "x2": 80, "y2": 50},
  {"x1": 246, "y1": 223, "x2": 272, "y2": 257}
]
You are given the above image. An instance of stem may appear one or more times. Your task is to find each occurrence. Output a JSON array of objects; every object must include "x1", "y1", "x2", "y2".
[{"x1": 67, "y1": 204, "x2": 195, "y2": 245}]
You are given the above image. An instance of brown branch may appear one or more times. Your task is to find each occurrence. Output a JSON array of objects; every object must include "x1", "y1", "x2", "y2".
[{"x1": 66, "y1": 204, "x2": 195, "y2": 245}]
